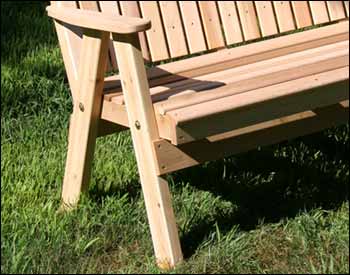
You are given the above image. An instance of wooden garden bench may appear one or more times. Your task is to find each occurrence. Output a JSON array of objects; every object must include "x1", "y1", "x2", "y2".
[{"x1": 47, "y1": 1, "x2": 349, "y2": 269}]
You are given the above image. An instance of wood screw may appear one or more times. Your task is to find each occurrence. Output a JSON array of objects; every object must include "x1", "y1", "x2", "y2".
[
  {"x1": 79, "y1": 102, "x2": 84, "y2": 112},
  {"x1": 135, "y1": 120, "x2": 141, "y2": 130}
]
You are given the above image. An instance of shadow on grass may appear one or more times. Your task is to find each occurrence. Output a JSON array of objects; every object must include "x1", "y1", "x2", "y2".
[{"x1": 171, "y1": 126, "x2": 349, "y2": 258}]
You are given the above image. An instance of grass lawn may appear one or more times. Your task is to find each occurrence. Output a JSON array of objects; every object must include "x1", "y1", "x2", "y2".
[{"x1": 1, "y1": 1, "x2": 349, "y2": 274}]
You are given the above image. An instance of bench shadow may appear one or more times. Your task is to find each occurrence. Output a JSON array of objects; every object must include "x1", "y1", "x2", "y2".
[{"x1": 171, "y1": 127, "x2": 349, "y2": 258}]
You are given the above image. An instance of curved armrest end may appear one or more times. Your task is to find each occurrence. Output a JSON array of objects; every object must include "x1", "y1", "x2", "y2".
[{"x1": 47, "y1": 6, "x2": 151, "y2": 34}]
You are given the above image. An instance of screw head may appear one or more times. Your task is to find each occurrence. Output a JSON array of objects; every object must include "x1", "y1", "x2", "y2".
[
  {"x1": 79, "y1": 102, "x2": 84, "y2": 112},
  {"x1": 135, "y1": 120, "x2": 141, "y2": 130}
]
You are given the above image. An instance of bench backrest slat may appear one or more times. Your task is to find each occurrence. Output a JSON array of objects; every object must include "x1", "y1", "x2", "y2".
[
  {"x1": 198, "y1": 1, "x2": 225, "y2": 50},
  {"x1": 217, "y1": 1, "x2": 243, "y2": 44},
  {"x1": 236, "y1": 1, "x2": 261, "y2": 41},
  {"x1": 159, "y1": 2, "x2": 188, "y2": 58},
  {"x1": 139, "y1": 1, "x2": 169, "y2": 61},
  {"x1": 273, "y1": 1, "x2": 296, "y2": 32},
  {"x1": 327, "y1": 1, "x2": 347, "y2": 20},
  {"x1": 255, "y1": 1, "x2": 279, "y2": 37},
  {"x1": 51, "y1": 1, "x2": 349, "y2": 80},
  {"x1": 178, "y1": 1, "x2": 207, "y2": 54},
  {"x1": 345, "y1": 1, "x2": 349, "y2": 16},
  {"x1": 309, "y1": 1, "x2": 330, "y2": 24},
  {"x1": 291, "y1": 1, "x2": 313, "y2": 28}
]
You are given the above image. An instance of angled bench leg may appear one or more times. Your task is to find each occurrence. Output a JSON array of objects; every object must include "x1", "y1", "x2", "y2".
[
  {"x1": 61, "y1": 30, "x2": 110, "y2": 209},
  {"x1": 113, "y1": 33, "x2": 183, "y2": 269}
]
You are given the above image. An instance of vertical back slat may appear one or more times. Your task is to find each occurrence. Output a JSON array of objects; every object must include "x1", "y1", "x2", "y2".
[
  {"x1": 273, "y1": 1, "x2": 296, "y2": 32},
  {"x1": 139, "y1": 1, "x2": 169, "y2": 62},
  {"x1": 344, "y1": 1, "x2": 349, "y2": 17},
  {"x1": 236, "y1": 1, "x2": 261, "y2": 41},
  {"x1": 254, "y1": 1, "x2": 278, "y2": 37},
  {"x1": 99, "y1": 1, "x2": 119, "y2": 70},
  {"x1": 159, "y1": 2, "x2": 188, "y2": 58},
  {"x1": 79, "y1": 1, "x2": 114, "y2": 71},
  {"x1": 119, "y1": 1, "x2": 151, "y2": 62},
  {"x1": 309, "y1": 1, "x2": 330, "y2": 24},
  {"x1": 51, "y1": 1, "x2": 82, "y2": 94},
  {"x1": 178, "y1": 1, "x2": 207, "y2": 54},
  {"x1": 327, "y1": 1, "x2": 346, "y2": 20},
  {"x1": 217, "y1": 1, "x2": 243, "y2": 45},
  {"x1": 198, "y1": 1, "x2": 225, "y2": 49},
  {"x1": 291, "y1": 1, "x2": 313, "y2": 28}
]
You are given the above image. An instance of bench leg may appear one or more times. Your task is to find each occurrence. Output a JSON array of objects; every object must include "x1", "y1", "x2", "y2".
[
  {"x1": 60, "y1": 30, "x2": 110, "y2": 209},
  {"x1": 133, "y1": 138, "x2": 183, "y2": 269},
  {"x1": 112, "y1": 33, "x2": 183, "y2": 268}
]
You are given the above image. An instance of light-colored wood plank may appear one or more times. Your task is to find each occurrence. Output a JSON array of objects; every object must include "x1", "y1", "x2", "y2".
[
  {"x1": 291, "y1": 1, "x2": 313, "y2": 28},
  {"x1": 327, "y1": 1, "x2": 347, "y2": 20},
  {"x1": 163, "y1": 67, "x2": 349, "y2": 144},
  {"x1": 154, "y1": 101, "x2": 349, "y2": 175},
  {"x1": 46, "y1": 5, "x2": 151, "y2": 33},
  {"x1": 309, "y1": 1, "x2": 330, "y2": 24},
  {"x1": 99, "y1": 1, "x2": 119, "y2": 70},
  {"x1": 273, "y1": 1, "x2": 296, "y2": 32},
  {"x1": 236, "y1": 1, "x2": 261, "y2": 41},
  {"x1": 155, "y1": 41, "x2": 349, "y2": 115},
  {"x1": 345, "y1": 1, "x2": 349, "y2": 17},
  {"x1": 50, "y1": 1, "x2": 82, "y2": 100},
  {"x1": 119, "y1": 1, "x2": 151, "y2": 61},
  {"x1": 178, "y1": 1, "x2": 207, "y2": 53},
  {"x1": 139, "y1": 1, "x2": 169, "y2": 61},
  {"x1": 198, "y1": 1, "x2": 225, "y2": 49},
  {"x1": 80, "y1": 1, "x2": 115, "y2": 71},
  {"x1": 254, "y1": 1, "x2": 278, "y2": 36},
  {"x1": 112, "y1": 32, "x2": 182, "y2": 269},
  {"x1": 104, "y1": 21, "x2": 349, "y2": 102},
  {"x1": 61, "y1": 29, "x2": 110, "y2": 207},
  {"x1": 217, "y1": 1, "x2": 244, "y2": 44},
  {"x1": 159, "y1": 2, "x2": 188, "y2": 58}
]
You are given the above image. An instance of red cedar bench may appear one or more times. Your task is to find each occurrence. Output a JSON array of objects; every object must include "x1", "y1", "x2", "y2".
[{"x1": 47, "y1": 1, "x2": 349, "y2": 269}]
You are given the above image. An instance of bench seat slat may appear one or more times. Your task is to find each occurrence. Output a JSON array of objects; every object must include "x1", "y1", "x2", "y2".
[
  {"x1": 162, "y1": 66, "x2": 349, "y2": 144},
  {"x1": 154, "y1": 40, "x2": 349, "y2": 115},
  {"x1": 104, "y1": 21, "x2": 349, "y2": 100}
]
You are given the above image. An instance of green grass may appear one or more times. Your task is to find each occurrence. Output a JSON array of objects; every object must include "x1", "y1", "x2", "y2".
[{"x1": 1, "y1": 1, "x2": 349, "y2": 274}]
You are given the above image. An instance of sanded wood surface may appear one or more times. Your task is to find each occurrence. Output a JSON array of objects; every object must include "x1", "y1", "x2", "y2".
[
  {"x1": 198, "y1": 1, "x2": 225, "y2": 49},
  {"x1": 255, "y1": 1, "x2": 278, "y2": 37},
  {"x1": 139, "y1": 1, "x2": 169, "y2": 61},
  {"x1": 113, "y1": 32, "x2": 182, "y2": 269},
  {"x1": 153, "y1": 101, "x2": 349, "y2": 175},
  {"x1": 217, "y1": 1, "x2": 243, "y2": 44},
  {"x1": 327, "y1": 1, "x2": 347, "y2": 20},
  {"x1": 273, "y1": 1, "x2": 296, "y2": 32},
  {"x1": 291, "y1": 1, "x2": 313, "y2": 28},
  {"x1": 119, "y1": 1, "x2": 151, "y2": 61},
  {"x1": 236, "y1": 1, "x2": 261, "y2": 41},
  {"x1": 159, "y1": 2, "x2": 188, "y2": 58},
  {"x1": 309, "y1": 1, "x2": 330, "y2": 24}
]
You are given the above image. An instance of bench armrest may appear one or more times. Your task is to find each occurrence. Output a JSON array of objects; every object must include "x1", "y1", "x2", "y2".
[{"x1": 46, "y1": 6, "x2": 151, "y2": 34}]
